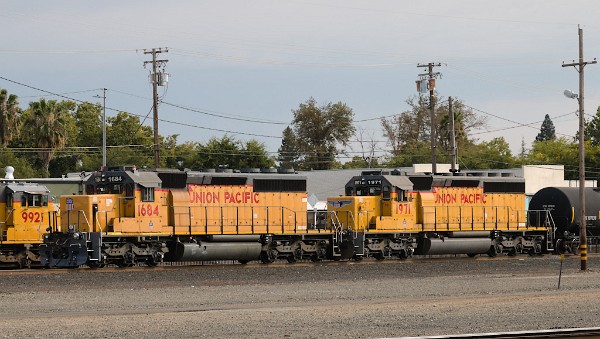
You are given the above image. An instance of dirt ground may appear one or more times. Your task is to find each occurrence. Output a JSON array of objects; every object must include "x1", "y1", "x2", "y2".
[{"x1": 0, "y1": 255, "x2": 599, "y2": 338}]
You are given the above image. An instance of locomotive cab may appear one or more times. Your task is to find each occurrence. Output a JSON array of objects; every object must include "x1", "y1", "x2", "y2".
[
  {"x1": 60, "y1": 166, "x2": 167, "y2": 234},
  {"x1": 2, "y1": 184, "x2": 54, "y2": 244},
  {"x1": 328, "y1": 171, "x2": 416, "y2": 232}
]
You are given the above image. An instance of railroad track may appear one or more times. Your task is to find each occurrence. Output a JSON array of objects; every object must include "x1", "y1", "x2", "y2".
[{"x1": 397, "y1": 327, "x2": 600, "y2": 339}]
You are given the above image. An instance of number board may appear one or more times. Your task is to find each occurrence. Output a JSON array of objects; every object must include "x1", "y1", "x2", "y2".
[{"x1": 107, "y1": 176, "x2": 123, "y2": 183}]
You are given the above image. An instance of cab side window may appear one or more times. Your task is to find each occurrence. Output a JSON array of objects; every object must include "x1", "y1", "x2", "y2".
[
  {"x1": 23, "y1": 194, "x2": 43, "y2": 207},
  {"x1": 396, "y1": 189, "x2": 406, "y2": 202},
  {"x1": 142, "y1": 187, "x2": 155, "y2": 202},
  {"x1": 125, "y1": 184, "x2": 134, "y2": 198},
  {"x1": 382, "y1": 186, "x2": 391, "y2": 200}
]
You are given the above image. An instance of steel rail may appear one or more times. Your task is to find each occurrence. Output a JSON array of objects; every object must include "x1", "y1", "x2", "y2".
[{"x1": 395, "y1": 327, "x2": 600, "y2": 339}]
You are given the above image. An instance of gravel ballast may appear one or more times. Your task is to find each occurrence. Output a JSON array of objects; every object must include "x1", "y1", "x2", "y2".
[{"x1": 0, "y1": 255, "x2": 598, "y2": 338}]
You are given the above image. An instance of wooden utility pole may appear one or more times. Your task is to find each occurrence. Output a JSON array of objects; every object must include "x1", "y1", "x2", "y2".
[
  {"x1": 94, "y1": 88, "x2": 107, "y2": 168},
  {"x1": 101, "y1": 88, "x2": 107, "y2": 167},
  {"x1": 143, "y1": 48, "x2": 169, "y2": 169},
  {"x1": 449, "y1": 96, "x2": 457, "y2": 173},
  {"x1": 417, "y1": 63, "x2": 441, "y2": 174},
  {"x1": 562, "y1": 26, "x2": 596, "y2": 271}
]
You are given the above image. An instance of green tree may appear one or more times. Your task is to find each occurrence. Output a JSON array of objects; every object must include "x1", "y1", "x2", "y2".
[
  {"x1": 239, "y1": 139, "x2": 275, "y2": 169},
  {"x1": 381, "y1": 96, "x2": 485, "y2": 164},
  {"x1": 195, "y1": 136, "x2": 273, "y2": 170},
  {"x1": 196, "y1": 135, "x2": 241, "y2": 169},
  {"x1": 106, "y1": 112, "x2": 154, "y2": 167},
  {"x1": 0, "y1": 151, "x2": 36, "y2": 178},
  {"x1": 169, "y1": 141, "x2": 199, "y2": 169},
  {"x1": 0, "y1": 89, "x2": 21, "y2": 147},
  {"x1": 70, "y1": 102, "x2": 103, "y2": 171},
  {"x1": 287, "y1": 98, "x2": 355, "y2": 170},
  {"x1": 381, "y1": 96, "x2": 429, "y2": 156},
  {"x1": 584, "y1": 106, "x2": 600, "y2": 146},
  {"x1": 460, "y1": 137, "x2": 514, "y2": 169},
  {"x1": 21, "y1": 99, "x2": 76, "y2": 177},
  {"x1": 277, "y1": 126, "x2": 301, "y2": 169},
  {"x1": 528, "y1": 137, "x2": 579, "y2": 179},
  {"x1": 535, "y1": 114, "x2": 556, "y2": 141}
]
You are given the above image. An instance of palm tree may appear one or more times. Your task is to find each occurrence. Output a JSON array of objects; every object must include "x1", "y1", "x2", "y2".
[
  {"x1": 25, "y1": 99, "x2": 69, "y2": 177},
  {"x1": 0, "y1": 89, "x2": 21, "y2": 147}
]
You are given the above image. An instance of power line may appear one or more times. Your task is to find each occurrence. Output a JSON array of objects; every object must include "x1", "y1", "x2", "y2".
[
  {"x1": 0, "y1": 76, "x2": 282, "y2": 139},
  {"x1": 160, "y1": 101, "x2": 288, "y2": 125}
]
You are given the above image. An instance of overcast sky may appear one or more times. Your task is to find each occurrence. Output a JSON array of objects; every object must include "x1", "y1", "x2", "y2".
[{"x1": 2, "y1": 1, "x2": 600, "y2": 165}]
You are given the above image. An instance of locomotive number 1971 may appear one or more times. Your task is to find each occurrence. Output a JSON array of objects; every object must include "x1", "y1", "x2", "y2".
[{"x1": 396, "y1": 203, "x2": 411, "y2": 214}]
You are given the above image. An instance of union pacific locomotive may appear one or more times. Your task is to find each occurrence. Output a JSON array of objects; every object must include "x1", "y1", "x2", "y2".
[
  {"x1": 0, "y1": 169, "x2": 58, "y2": 268},
  {"x1": 39, "y1": 167, "x2": 563, "y2": 268},
  {"x1": 40, "y1": 166, "x2": 334, "y2": 267},
  {"x1": 329, "y1": 170, "x2": 553, "y2": 259}
]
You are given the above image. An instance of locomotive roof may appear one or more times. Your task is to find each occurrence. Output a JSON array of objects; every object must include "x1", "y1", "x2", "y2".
[
  {"x1": 4, "y1": 183, "x2": 51, "y2": 194},
  {"x1": 88, "y1": 168, "x2": 162, "y2": 188},
  {"x1": 186, "y1": 171, "x2": 306, "y2": 185},
  {"x1": 346, "y1": 170, "x2": 525, "y2": 193}
]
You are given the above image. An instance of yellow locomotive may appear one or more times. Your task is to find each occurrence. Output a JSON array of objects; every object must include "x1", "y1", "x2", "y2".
[
  {"x1": 0, "y1": 170, "x2": 57, "y2": 267},
  {"x1": 328, "y1": 170, "x2": 552, "y2": 259},
  {"x1": 40, "y1": 166, "x2": 335, "y2": 267}
]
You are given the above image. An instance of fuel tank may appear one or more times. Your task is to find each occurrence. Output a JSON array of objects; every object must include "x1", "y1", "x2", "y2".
[
  {"x1": 417, "y1": 237, "x2": 492, "y2": 255},
  {"x1": 172, "y1": 242, "x2": 262, "y2": 261}
]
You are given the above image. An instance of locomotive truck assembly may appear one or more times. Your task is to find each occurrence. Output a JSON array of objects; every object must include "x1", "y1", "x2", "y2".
[{"x1": 36, "y1": 166, "x2": 590, "y2": 268}]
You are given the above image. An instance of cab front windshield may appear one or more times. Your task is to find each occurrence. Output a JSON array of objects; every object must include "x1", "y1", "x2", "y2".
[{"x1": 21, "y1": 193, "x2": 49, "y2": 207}]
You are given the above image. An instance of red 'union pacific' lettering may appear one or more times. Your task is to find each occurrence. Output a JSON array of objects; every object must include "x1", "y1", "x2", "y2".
[
  {"x1": 189, "y1": 191, "x2": 220, "y2": 204},
  {"x1": 435, "y1": 193, "x2": 457, "y2": 204},
  {"x1": 459, "y1": 193, "x2": 487, "y2": 204},
  {"x1": 189, "y1": 190, "x2": 259, "y2": 204},
  {"x1": 223, "y1": 191, "x2": 259, "y2": 204}
]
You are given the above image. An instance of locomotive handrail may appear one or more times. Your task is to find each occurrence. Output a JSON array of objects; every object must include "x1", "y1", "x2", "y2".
[
  {"x1": 423, "y1": 205, "x2": 529, "y2": 232},
  {"x1": 169, "y1": 204, "x2": 306, "y2": 235},
  {"x1": 0, "y1": 208, "x2": 14, "y2": 243},
  {"x1": 63, "y1": 209, "x2": 93, "y2": 233}
]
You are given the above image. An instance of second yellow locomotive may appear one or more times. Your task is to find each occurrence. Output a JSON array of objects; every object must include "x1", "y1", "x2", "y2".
[{"x1": 328, "y1": 170, "x2": 552, "y2": 259}]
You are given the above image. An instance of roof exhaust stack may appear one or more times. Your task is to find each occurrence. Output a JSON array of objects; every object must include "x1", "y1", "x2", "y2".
[{"x1": 4, "y1": 166, "x2": 14, "y2": 180}]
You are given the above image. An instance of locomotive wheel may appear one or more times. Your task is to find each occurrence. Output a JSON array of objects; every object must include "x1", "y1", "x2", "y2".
[
  {"x1": 507, "y1": 248, "x2": 517, "y2": 257},
  {"x1": 116, "y1": 260, "x2": 134, "y2": 268},
  {"x1": 146, "y1": 257, "x2": 158, "y2": 267},
  {"x1": 17, "y1": 257, "x2": 28, "y2": 269},
  {"x1": 487, "y1": 246, "x2": 498, "y2": 257},
  {"x1": 287, "y1": 248, "x2": 302, "y2": 263},
  {"x1": 310, "y1": 254, "x2": 321, "y2": 262},
  {"x1": 260, "y1": 249, "x2": 277, "y2": 264},
  {"x1": 87, "y1": 260, "x2": 103, "y2": 269},
  {"x1": 373, "y1": 253, "x2": 385, "y2": 261}
]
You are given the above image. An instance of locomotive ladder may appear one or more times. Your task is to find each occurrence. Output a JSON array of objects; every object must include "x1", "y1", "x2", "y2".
[
  {"x1": 327, "y1": 211, "x2": 346, "y2": 256},
  {"x1": 328, "y1": 211, "x2": 362, "y2": 258},
  {"x1": 542, "y1": 210, "x2": 557, "y2": 253},
  {"x1": 74, "y1": 210, "x2": 100, "y2": 266}
]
